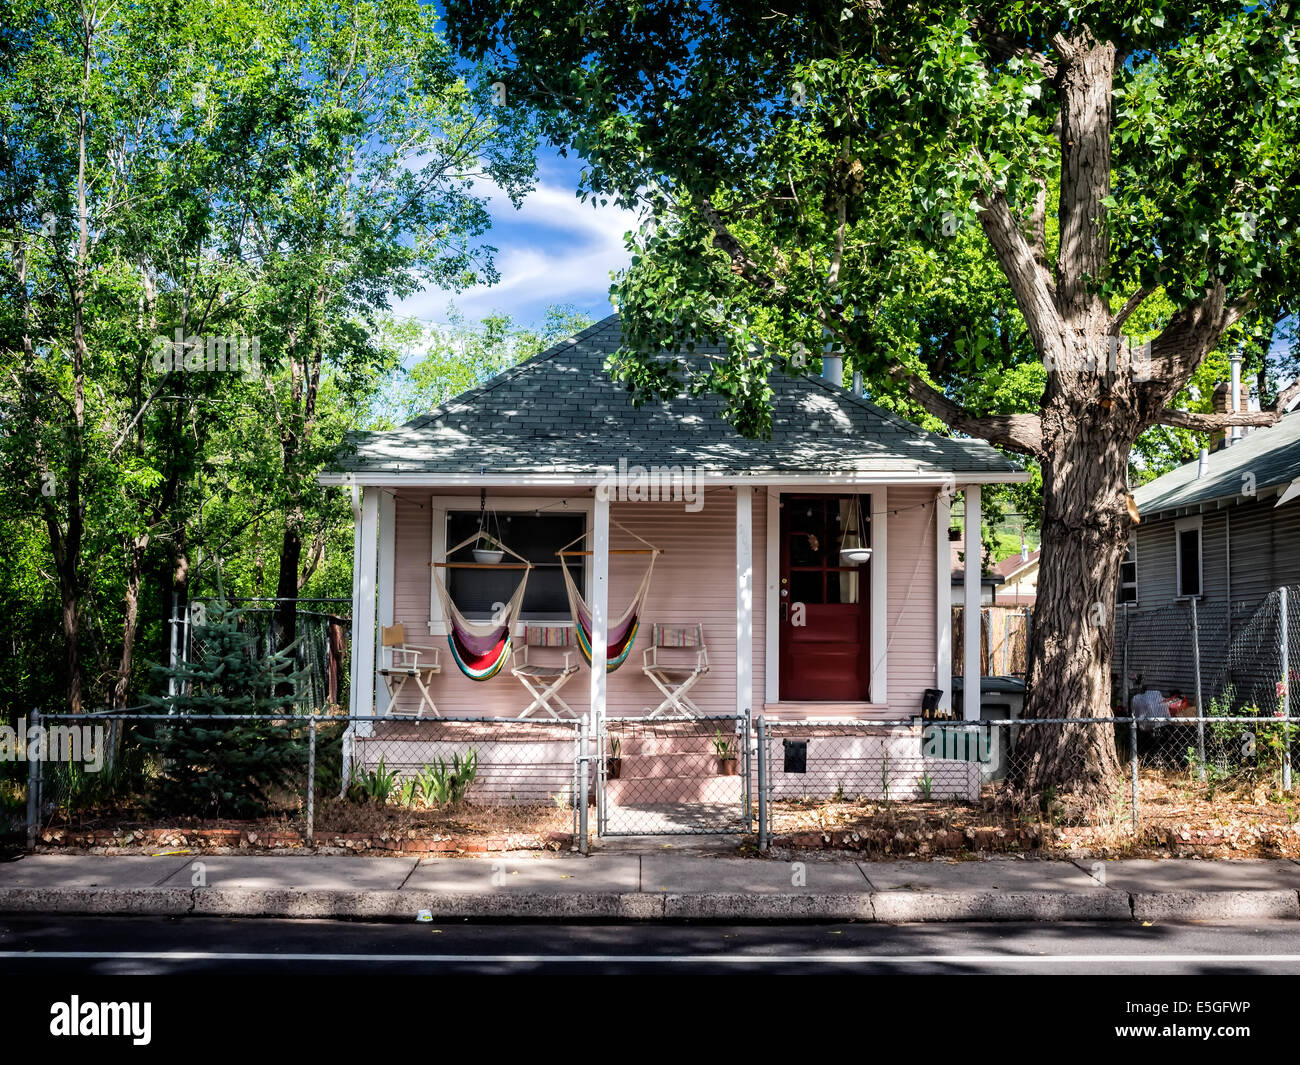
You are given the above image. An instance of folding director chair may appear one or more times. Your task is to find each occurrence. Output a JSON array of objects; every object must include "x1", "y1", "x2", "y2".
[
  {"x1": 377, "y1": 624, "x2": 442, "y2": 717},
  {"x1": 643, "y1": 623, "x2": 709, "y2": 718},
  {"x1": 512, "y1": 624, "x2": 580, "y2": 719}
]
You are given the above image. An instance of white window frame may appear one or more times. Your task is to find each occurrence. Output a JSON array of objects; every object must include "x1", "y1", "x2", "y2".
[
  {"x1": 428, "y1": 495, "x2": 594, "y2": 636},
  {"x1": 1118, "y1": 534, "x2": 1138, "y2": 604},
  {"x1": 1174, "y1": 515, "x2": 1203, "y2": 599}
]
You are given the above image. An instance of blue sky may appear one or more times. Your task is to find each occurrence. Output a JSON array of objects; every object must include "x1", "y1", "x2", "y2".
[{"x1": 391, "y1": 151, "x2": 637, "y2": 329}]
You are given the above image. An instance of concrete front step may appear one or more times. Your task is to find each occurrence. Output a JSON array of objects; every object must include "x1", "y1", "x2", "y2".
[
  {"x1": 614, "y1": 734, "x2": 741, "y2": 757},
  {"x1": 606, "y1": 775, "x2": 745, "y2": 805},
  {"x1": 614, "y1": 752, "x2": 733, "y2": 778}
]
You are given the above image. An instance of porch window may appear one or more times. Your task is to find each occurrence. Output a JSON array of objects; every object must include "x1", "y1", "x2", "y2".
[
  {"x1": 445, "y1": 510, "x2": 585, "y2": 620},
  {"x1": 1175, "y1": 516, "x2": 1202, "y2": 598},
  {"x1": 1118, "y1": 536, "x2": 1138, "y2": 603},
  {"x1": 786, "y1": 495, "x2": 871, "y2": 604}
]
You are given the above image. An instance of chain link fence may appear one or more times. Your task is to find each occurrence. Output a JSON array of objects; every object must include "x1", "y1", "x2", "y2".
[
  {"x1": 177, "y1": 598, "x2": 350, "y2": 713},
  {"x1": 1115, "y1": 585, "x2": 1299, "y2": 719},
  {"x1": 754, "y1": 711, "x2": 1298, "y2": 849},
  {"x1": 597, "y1": 713, "x2": 751, "y2": 836},
  {"x1": 19, "y1": 711, "x2": 589, "y2": 853}
]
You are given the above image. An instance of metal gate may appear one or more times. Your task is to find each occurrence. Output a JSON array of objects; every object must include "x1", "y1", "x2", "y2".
[{"x1": 596, "y1": 712, "x2": 752, "y2": 836}]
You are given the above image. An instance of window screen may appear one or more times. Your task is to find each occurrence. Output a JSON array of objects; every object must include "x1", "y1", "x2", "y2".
[{"x1": 446, "y1": 511, "x2": 586, "y2": 620}]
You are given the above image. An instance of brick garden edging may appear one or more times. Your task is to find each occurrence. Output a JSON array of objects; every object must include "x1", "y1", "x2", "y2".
[
  {"x1": 35, "y1": 826, "x2": 574, "y2": 855},
  {"x1": 769, "y1": 821, "x2": 1300, "y2": 858}
]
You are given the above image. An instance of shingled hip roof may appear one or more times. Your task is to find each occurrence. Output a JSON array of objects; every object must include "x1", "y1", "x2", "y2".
[
  {"x1": 1133, "y1": 412, "x2": 1300, "y2": 516},
  {"x1": 320, "y1": 314, "x2": 1026, "y2": 483}
]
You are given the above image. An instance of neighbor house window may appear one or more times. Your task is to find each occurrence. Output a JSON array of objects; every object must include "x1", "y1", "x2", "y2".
[
  {"x1": 1175, "y1": 516, "x2": 1202, "y2": 598},
  {"x1": 1118, "y1": 536, "x2": 1138, "y2": 604},
  {"x1": 443, "y1": 510, "x2": 585, "y2": 621}
]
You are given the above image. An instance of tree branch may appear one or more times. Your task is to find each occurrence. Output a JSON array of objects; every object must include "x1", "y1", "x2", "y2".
[
  {"x1": 1111, "y1": 286, "x2": 1154, "y2": 333},
  {"x1": 890, "y1": 367, "x2": 1044, "y2": 456},
  {"x1": 970, "y1": 17, "x2": 1058, "y2": 78},
  {"x1": 698, "y1": 196, "x2": 777, "y2": 290},
  {"x1": 1156, "y1": 374, "x2": 1300, "y2": 432},
  {"x1": 975, "y1": 190, "x2": 1066, "y2": 365}
]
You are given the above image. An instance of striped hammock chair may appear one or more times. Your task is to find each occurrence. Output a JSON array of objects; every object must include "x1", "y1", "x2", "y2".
[
  {"x1": 431, "y1": 533, "x2": 531, "y2": 681},
  {"x1": 558, "y1": 522, "x2": 660, "y2": 673}
]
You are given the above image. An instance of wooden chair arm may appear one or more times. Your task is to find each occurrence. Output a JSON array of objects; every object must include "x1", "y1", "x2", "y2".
[{"x1": 394, "y1": 644, "x2": 440, "y2": 669}]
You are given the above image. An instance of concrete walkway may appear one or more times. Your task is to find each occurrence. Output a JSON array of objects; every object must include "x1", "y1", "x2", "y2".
[{"x1": 1, "y1": 854, "x2": 1298, "y2": 921}]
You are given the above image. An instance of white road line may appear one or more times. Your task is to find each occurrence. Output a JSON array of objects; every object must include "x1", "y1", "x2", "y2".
[{"x1": 1, "y1": 951, "x2": 1298, "y2": 965}]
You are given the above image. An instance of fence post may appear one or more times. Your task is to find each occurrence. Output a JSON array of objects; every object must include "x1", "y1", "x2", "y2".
[
  {"x1": 25, "y1": 708, "x2": 41, "y2": 854},
  {"x1": 1129, "y1": 712, "x2": 1139, "y2": 831},
  {"x1": 305, "y1": 713, "x2": 317, "y2": 848},
  {"x1": 578, "y1": 716, "x2": 590, "y2": 855},
  {"x1": 1282, "y1": 587, "x2": 1292, "y2": 793},
  {"x1": 742, "y1": 709, "x2": 752, "y2": 834},
  {"x1": 756, "y1": 715, "x2": 768, "y2": 851},
  {"x1": 1120, "y1": 601, "x2": 1130, "y2": 716},
  {"x1": 1191, "y1": 597, "x2": 1205, "y2": 781}
]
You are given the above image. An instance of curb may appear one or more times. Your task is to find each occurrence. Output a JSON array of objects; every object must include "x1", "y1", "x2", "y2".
[{"x1": 2, "y1": 887, "x2": 1296, "y2": 922}]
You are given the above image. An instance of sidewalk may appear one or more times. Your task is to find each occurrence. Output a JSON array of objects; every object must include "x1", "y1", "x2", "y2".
[{"x1": 3, "y1": 853, "x2": 1300, "y2": 921}]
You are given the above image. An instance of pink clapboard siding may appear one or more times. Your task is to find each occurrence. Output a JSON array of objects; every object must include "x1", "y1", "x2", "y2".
[
  {"x1": 384, "y1": 484, "x2": 937, "y2": 720},
  {"x1": 882, "y1": 486, "x2": 939, "y2": 719},
  {"x1": 386, "y1": 487, "x2": 765, "y2": 719}
]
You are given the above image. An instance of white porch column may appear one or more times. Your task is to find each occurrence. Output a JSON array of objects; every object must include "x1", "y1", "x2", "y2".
[
  {"x1": 736, "y1": 488, "x2": 753, "y2": 718},
  {"x1": 963, "y1": 485, "x2": 982, "y2": 721},
  {"x1": 374, "y1": 491, "x2": 396, "y2": 713},
  {"x1": 935, "y1": 487, "x2": 952, "y2": 714},
  {"x1": 349, "y1": 487, "x2": 379, "y2": 734},
  {"x1": 588, "y1": 491, "x2": 610, "y2": 728},
  {"x1": 869, "y1": 488, "x2": 888, "y2": 705}
]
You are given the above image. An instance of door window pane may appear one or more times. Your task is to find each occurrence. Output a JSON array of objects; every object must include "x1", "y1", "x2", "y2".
[
  {"x1": 790, "y1": 570, "x2": 824, "y2": 605},
  {"x1": 827, "y1": 570, "x2": 860, "y2": 604}
]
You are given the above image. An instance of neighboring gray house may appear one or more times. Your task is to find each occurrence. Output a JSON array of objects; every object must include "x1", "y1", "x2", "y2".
[{"x1": 1121, "y1": 413, "x2": 1300, "y2": 709}]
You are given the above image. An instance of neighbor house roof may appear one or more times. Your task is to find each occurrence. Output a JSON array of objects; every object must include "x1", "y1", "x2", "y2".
[
  {"x1": 993, "y1": 549, "x2": 1039, "y2": 582},
  {"x1": 321, "y1": 314, "x2": 1026, "y2": 484},
  {"x1": 1133, "y1": 412, "x2": 1300, "y2": 517}
]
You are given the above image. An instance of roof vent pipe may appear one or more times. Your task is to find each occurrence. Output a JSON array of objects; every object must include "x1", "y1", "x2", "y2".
[
  {"x1": 822, "y1": 354, "x2": 843, "y2": 387},
  {"x1": 1230, "y1": 348, "x2": 1243, "y2": 446},
  {"x1": 851, "y1": 370, "x2": 863, "y2": 396},
  {"x1": 1197, "y1": 447, "x2": 1210, "y2": 478}
]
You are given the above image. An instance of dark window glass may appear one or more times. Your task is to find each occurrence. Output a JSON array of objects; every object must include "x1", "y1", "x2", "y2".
[
  {"x1": 790, "y1": 569, "x2": 824, "y2": 605},
  {"x1": 1178, "y1": 528, "x2": 1201, "y2": 597},
  {"x1": 446, "y1": 511, "x2": 585, "y2": 619},
  {"x1": 1118, "y1": 541, "x2": 1138, "y2": 603}
]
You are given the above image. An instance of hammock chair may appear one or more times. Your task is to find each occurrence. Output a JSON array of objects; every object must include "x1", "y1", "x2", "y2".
[
  {"x1": 430, "y1": 517, "x2": 532, "y2": 681},
  {"x1": 557, "y1": 521, "x2": 661, "y2": 672}
]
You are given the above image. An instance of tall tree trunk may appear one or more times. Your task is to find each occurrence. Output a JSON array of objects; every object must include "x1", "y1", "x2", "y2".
[
  {"x1": 107, "y1": 532, "x2": 150, "y2": 771},
  {"x1": 275, "y1": 509, "x2": 304, "y2": 653},
  {"x1": 1014, "y1": 388, "x2": 1133, "y2": 798}
]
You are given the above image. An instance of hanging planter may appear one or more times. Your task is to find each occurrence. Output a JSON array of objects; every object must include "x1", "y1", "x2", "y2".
[
  {"x1": 839, "y1": 494, "x2": 872, "y2": 565},
  {"x1": 472, "y1": 491, "x2": 506, "y2": 562},
  {"x1": 472, "y1": 540, "x2": 505, "y2": 564}
]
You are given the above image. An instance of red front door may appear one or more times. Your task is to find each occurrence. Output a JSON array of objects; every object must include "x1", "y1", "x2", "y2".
[{"x1": 778, "y1": 494, "x2": 871, "y2": 701}]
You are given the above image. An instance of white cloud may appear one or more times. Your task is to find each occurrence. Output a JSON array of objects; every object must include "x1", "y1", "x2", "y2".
[{"x1": 394, "y1": 177, "x2": 640, "y2": 324}]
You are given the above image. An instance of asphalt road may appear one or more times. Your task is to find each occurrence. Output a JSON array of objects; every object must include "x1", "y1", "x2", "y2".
[{"x1": 1, "y1": 916, "x2": 1300, "y2": 975}]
